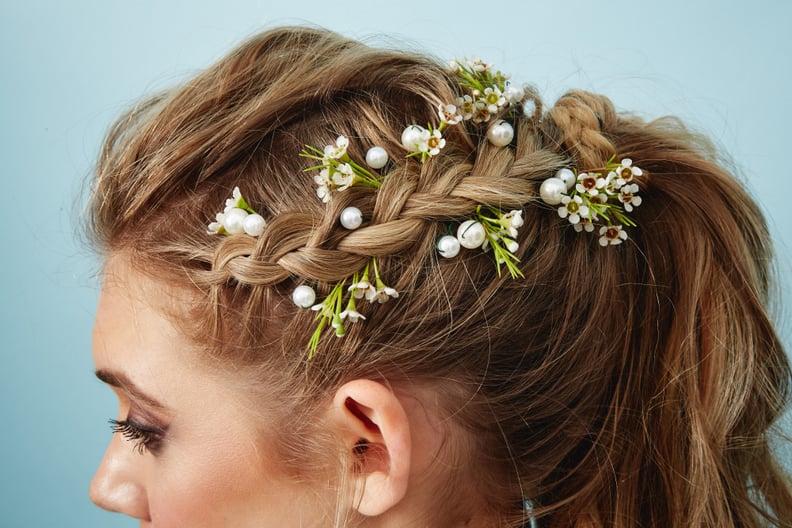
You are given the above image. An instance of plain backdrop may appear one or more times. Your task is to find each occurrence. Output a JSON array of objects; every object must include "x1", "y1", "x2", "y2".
[{"x1": 1, "y1": 1, "x2": 790, "y2": 526}]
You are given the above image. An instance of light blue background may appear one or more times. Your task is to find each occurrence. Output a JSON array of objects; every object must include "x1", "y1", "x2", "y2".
[{"x1": 1, "y1": 1, "x2": 790, "y2": 526}]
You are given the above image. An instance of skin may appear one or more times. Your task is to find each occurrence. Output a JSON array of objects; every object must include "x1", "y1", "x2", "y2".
[
  {"x1": 90, "y1": 256, "x2": 325, "y2": 527},
  {"x1": 90, "y1": 254, "x2": 478, "y2": 527}
]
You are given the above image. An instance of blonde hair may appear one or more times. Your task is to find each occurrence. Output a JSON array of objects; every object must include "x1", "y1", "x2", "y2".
[{"x1": 87, "y1": 26, "x2": 792, "y2": 527}]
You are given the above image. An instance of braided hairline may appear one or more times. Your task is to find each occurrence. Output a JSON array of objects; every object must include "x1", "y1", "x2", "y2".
[{"x1": 202, "y1": 89, "x2": 618, "y2": 290}]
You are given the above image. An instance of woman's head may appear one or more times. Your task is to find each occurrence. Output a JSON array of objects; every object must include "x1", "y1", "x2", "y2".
[{"x1": 88, "y1": 26, "x2": 791, "y2": 527}]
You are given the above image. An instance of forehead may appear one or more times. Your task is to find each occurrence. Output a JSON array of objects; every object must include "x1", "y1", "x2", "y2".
[
  {"x1": 93, "y1": 256, "x2": 184, "y2": 360},
  {"x1": 92, "y1": 255, "x2": 207, "y2": 401},
  {"x1": 91, "y1": 254, "x2": 280, "y2": 419}
]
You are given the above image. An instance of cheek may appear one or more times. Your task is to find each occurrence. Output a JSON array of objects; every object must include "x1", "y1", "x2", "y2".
[{"x1": 145, "y1": 433, "x2": 299, "y2": 528}]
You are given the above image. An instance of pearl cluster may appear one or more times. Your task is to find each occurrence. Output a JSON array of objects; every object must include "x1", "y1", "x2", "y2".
[
  {"x1": 538, "y1": 168, "x2": 576, "y2": 205},
  {"x1": 436, "y1": 211, "x2": 524, "y2": 260},
  {"x1": 219, "y1": 208, "x2": 267, "y2": 237},
  {"x1": 207, "y1": 186, "x2": 267, "y2": 237}
]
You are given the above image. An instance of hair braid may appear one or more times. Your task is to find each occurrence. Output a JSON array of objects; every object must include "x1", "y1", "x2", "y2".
[
  {"x1": 542, "y1": 90, "x2": 618, "y2": 169},
  {"x1": 202, "y1": 99, "x2": 557, "y2": 292}
]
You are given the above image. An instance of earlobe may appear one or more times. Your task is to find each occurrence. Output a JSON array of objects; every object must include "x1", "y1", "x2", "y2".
[{"x1": 330, "y1": 379, "x2": 411, "y2": 517}]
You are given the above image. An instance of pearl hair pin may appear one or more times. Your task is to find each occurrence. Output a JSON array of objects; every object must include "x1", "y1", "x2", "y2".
[
  {"x1": 486, "y1": 120, "x2": 514, "y2": 147},
  {"x1": 292, "y1": 285, "x2": 317, "y2": 308},
  {"x1": 340, "y1": 206, "x2": 363, "y2": 230},
  {"x1": 436, "y1": 235, "x2": 461, "y2": 258},
  {"x1": 457, "y1": 220, "x2": 487, "y2": 249},
  {"x1": 365, "y1": 146, "x2": 389, "y2": 169}
]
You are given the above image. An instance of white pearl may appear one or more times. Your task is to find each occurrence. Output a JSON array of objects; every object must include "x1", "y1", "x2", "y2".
[
  {"x1": 223, "y1": 208, "x2": 248, "y2": 235},
  {"x1": 243, "y1": 213, "x2": 266, "y2": 237},
  {"x1": 556, "y1": 168, "x2": 576, "y2": 190},
  {"x1": 486, "y1": 120, "x2": 514, "y2": 147},
  {"x1": 365, "y1": 146, "x2": 389, "y2": 169},
  {"x1": 339, "y1": 206, "x2": 363, "y2": 230},
  {"x1": 401, "y1": 125, "x2": 425, "y2": 150},
  {"x1": 292, "y1": 285, "x2": 316, "y2": 309},
  {"x1": 457, "y1": 220, "x2": 487, "y2": 249},
  {"x1": 539, "y1": 177, "x2": 567, "y2": 205},
  {"x1": 436, "y1": 235, "x2": 461, "y2": 258}
]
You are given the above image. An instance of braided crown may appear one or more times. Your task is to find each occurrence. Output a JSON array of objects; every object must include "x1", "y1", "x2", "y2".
[{"x1": 198, "y1": 56, "x2": 640, "y2": 355}]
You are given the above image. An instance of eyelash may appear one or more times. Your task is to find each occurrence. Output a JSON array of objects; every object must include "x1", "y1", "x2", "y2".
[{"x1": 109, "y1": 418, "x2": 164, "y2": 455}]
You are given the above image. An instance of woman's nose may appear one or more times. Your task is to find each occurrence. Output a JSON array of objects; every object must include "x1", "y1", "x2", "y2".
[{"x1": 89, "y1": 433, "x2": 151, "y2": 521}]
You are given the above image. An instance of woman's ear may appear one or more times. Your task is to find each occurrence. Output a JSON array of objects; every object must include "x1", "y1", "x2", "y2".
[{"x1": 328, "y1": 379, "x2": 411, "y2": 517}]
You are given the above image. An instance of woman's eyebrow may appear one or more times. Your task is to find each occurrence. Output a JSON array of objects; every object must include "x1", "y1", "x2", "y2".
[{"x1": 95, "y1": 368, "x2": 167, "y2": 410}]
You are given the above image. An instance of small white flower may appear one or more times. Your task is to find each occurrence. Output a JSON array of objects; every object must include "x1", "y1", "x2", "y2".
[
  {"x1": 503, "y1": 209, "x2": 524, "y2": 228},
  {"x1": 618, "y1": 183, "x2": 642, "y2": 212},
  {"x1": 558, "y1": 195, "x2": 589, "y2": 225},
  {"x1": 456, "y1": 95, "x2": 475, "y2": 120},
  {"x1": 313, "y1": 168, "x2": 333, "y2": 202},
  {"x1": 314, "y1": 168, "x2": 332, "y2": 186},
  {"x1": 575, "y1": 172, "x2": 606, "y2": 196},
  {"x1": 599, "y1": 225, "x2": 628, "y2": 246},
  {"x1": 370, "y1": 286, "x2": 399, "y2": 304},
  {"x1": 573, "y1": 216, "x2": 596, "y2": 233},
  {"x1": 224, "y1": 186, "x2": 244, "y2": 211},
  {"x1": 510, "y1": 210, "x2": 524, "y2": 228},
  {"x1": 438, "y1": 103, "x2": 462, "y2": 125},
  {"x1": 207, "y1": 219, "x2": 223, "y2": 235},
  {"x1": 469, "y1": 57, "x2": 493, "y2": 72},
  {"x1": 604, "y1": 171, "x2": 622, "y2": 194},
  {"x1": 499, "y1": 209, "x2": 524, "y2": 237},
  {"x1": 614, "y1": 158, "x2": 643, "y2": 183},
  {"x1": 483, "y1": 87, "x2": 506, "y2": 114},
  {"x1": 472, "y1": 100, "x2": 491, "y2": 123},
  {"x1": 323, "y1": 135, "x2": 349, "y2": 161},
  {"x1": 505, "y1": 238, "x2": 519, "y2": 253},
  {"x1": 331, "y1": 163, "x2": 356, "y2": 191},
  {"x1": 316, "y1": 184, "x2": 331, "y2": 203},
  {"x1": 340, "y1": 309, "x2": 366, "y2": 322},
  {"x1": 349, "y1": 280, "x2": 376, "y2": 300},
  {"x1": 425, "y1": 129, "x2": 446, "y2": 156}
]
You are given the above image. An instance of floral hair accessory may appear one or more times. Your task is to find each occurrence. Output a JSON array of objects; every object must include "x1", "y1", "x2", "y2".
[
  {"x1": 207, "y1": 186, "x2": 267, "y2": 237},
  {"x1": 401, "y1": 57, "x2": 526, "y2": 162},
  {"x1": 305, "y1": 258, "x2": 396, "y2": 358},
  {"x1": 540, "y1": 157, "x2": 645, "y2": 245},
  {"x1": 299, "y1": 135, "x2": 384, "y2": 203},
  {"x1": 401, "y1": 124, "x2": 448, "y2": 163},
  {"x1": 296, "y1": 135, "x2": 403, "y2": 355},
  {"x1": 439, "y1": 207, "x2": 525, "y2": 278},
  {"x1": 449, "y1": 57, "x2": 525, "y2": 124}
]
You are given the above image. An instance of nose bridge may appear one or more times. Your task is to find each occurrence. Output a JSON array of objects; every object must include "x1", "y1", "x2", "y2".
[{"x1": 90, "y1": 434, "x2": 150, "y2": 520}]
